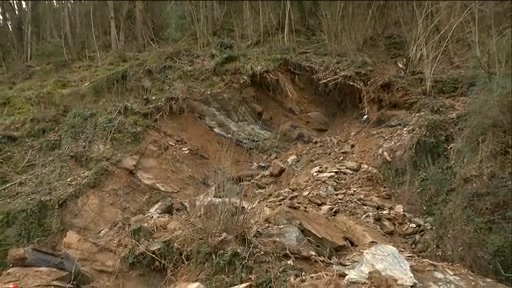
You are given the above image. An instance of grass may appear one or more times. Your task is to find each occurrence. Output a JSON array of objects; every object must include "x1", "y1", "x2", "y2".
[
  {"x1": 380, "y1": 73, "x2": 512, "y2": 284},
  {"x1": 120, "y1": 189, "x2": 260, "y2": 287},
  {"x1": 0, "y1": 199, "x2": 62, "y2": 268},
  {"x1": 0, "y1": 20, "x2": 510, "y2": 284},
  {"x1": 0, "y1": 50, "x2": 199, "y2": 271}
]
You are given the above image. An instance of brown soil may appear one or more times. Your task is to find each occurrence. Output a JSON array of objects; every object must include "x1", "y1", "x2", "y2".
[{"x1": 1, "y1": 61, "x2": 507, "y2": 288}]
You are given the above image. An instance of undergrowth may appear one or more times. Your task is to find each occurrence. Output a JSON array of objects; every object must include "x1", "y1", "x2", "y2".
[
  {"x1": 0, "y1": 53, "x2": 194, "y2": 269},
  {"x1": 0, "y1": 200, "x2": 62, "y2": 268},
  {"x1": 381, "y1": 74, "x2": 512, "y2": 284}
]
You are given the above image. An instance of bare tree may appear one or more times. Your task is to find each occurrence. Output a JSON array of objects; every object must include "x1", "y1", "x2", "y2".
[
  {"x1": 90, "y1": 3, "x2": 101, "y2": 63},
  {"x1": 4, "y1": 1, "x2": 23, "y2": 60},
  {"x1": 63, "y1": 1, "x2": 74, "y2": 56},
  {"x1": 108, "y1": 0, "x2": 118, "y2": 51},
  {"x1": 25, "y1": 0, "x2": 32, "y2": 62},
  {"x1": 135, "y1": 1, "x2": 145, "y2": 50}
]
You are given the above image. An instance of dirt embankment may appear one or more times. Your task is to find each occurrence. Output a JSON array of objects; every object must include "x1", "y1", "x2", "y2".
[{"x1": 0, "y1": 51, "x2": 509, "y2": 288}]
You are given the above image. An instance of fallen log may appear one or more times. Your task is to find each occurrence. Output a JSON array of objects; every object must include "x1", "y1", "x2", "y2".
[{"x1": 7, "y1": 246, "x2": 93, "y2": 285}]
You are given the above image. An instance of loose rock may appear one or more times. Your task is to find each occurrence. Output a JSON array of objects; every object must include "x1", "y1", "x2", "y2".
[
  {"x1": 317, "y1": 172, "x2": 336, "y2": 180},
  {"x1": 393, "y1": 205, "x2": 404, "y2": 214},
  {"x1": 287, "y1": 155, "x2": 299, "y2": 166},
  {"x1": 62, "y1": 230, "x2": 119, "y2": 274},
  {"x1": 374, "y1": 215, "x2": 395, "y2": 235},
  {"x1": 269, "y1": 160, "x2": 285, "y2": 177},
  {"x1": 340, "y1": 143, "x2": 352, "y2": 153},
  {"x1": 344, "y1": 244, "x2": 417, "y2": 287},
  {"x1": 275, "y1": 225, "x2": 313, "y2": 251},
  {"x1": 311, "y1": 166, "x2": 322, "y2": 174},
  {"x1": 343, "y1": 161, "x2": 361, "y2": 172},
  {"x1": 230, "y1": 284, "x2": 252, "y2": 288},
  {"x1": 306, "y1": 111, "x2": 330, "y2": 132},
  {"x1": 320, "y1": 205, "x2": 334, "y2": 217},
  {"x1": 136, "y1": 171, "x2": 179, "y2": 193},
  {"x1": 174, "y1": 282, "x2": 206, "y2": 288},
  {"x1": 119, "y1": 155, "x2": 140, "y2": 171},
  {"x1": 0, "y1": 267, "x2": 74, "y2": 288},
  {"x1": 147, "y1": 198, "x2": 176, "y2": 218}
]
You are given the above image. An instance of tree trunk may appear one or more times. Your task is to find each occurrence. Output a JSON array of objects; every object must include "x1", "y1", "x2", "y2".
[
  {"x1": 25, "y1": 0, "x2": 32, "y2": 63},
  {"x1": 0, "y1": 4, "x2": 8, "y2": 29},
  {"x1": 135, "y1": 1, "x2": 144, "y2": 49},
  {"x1": 75, "y1": 2, "x2": 81, "y2": 45},
  {"x1": 119, "y1": 2, "x2": 129, "y2": 49},
  {"x1": 49, "y1": 1, "x2": 58, "y2": 40},
  {"x1": 259, "y1": 1, "x2": 264, "y2": 44},
  {"x1": 108, "y1": 0, "x2": 118, "y2": 51},
  {"x1": 5, "y1": 1, "x2": 24, "y2": 60},
  {"x1": 30, "y1": 1, "x2": 41, "y2": 49},
  {"x1": 63, "y1": 1, "x2": 74, "y2": 56},
  {"x1": 284, "y1": 1, "x2": 291, "y2": 44},
  {"x1": 90, "y1": 4, "x2": 101, "y2": 63}
]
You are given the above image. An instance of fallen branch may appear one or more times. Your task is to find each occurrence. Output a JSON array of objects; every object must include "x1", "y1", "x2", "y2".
[
  {"x1": 0, "y1": 131, "x2": 20, "y2": 141},
  {"x1": 497, "y1": 261, "x2": 512, "y2": 278},
  {"x1": 16, "y1": 150, "x2": 32, "y2": 172},
  {"x1": 0, "y1": 176, "x2": 27, "y2": 191}
]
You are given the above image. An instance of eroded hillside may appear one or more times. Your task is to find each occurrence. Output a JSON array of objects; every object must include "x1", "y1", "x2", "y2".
[{"x1": 0, "y1": 45, "x2": 510, "y2": 288}]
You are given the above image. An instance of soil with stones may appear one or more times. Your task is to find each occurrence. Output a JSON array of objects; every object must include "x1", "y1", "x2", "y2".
[{"x1": 0, "y1": 56, "x2": 507, "y2": 288}]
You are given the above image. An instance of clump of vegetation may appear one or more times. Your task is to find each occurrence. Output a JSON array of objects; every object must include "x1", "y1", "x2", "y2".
[
  {"x1": 0, "y1": 199, "x2": 62, "y2": 268},
  {"x1": 381, "y1": 75, "x2": 512, "y2": 284},
  {"x1": 384, "y1": 34, "x2": 407, "y2": 59},
  {"x1": 0, "y1": 0, "x2": 510, "y2": 285},
  {"x1": 121, "y1": 215, "x2": 257, "y2": 287},
  {"x1": 86, "y1": 65, "x2": 132, "y2": 98},
  {"x1": 0, "y1": 53, "x2": 186, "y2": 272}
]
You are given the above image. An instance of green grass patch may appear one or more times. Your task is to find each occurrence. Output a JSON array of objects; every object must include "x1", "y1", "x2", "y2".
[{"x1": 0, "y1": 199, "x2": 62, "y2": 268}]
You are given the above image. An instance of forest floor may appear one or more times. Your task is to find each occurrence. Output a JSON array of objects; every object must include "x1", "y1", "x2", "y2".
[{"x1": 0, "y1": 43, "x2": 509, "y2": 288}]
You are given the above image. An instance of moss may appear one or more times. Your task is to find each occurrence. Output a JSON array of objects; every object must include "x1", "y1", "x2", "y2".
[
  {"x1": 129, "y1": 225, "x2": 155, "y2": 243},
  {"x1": 1, "y1": 89, "x2": 35, "y2": 119},
  {"x1": 189, "y1": 239, "x2": 214, "y2": 266},
  {"x1": 433, "y1": 77, "x2": 463, "y2": 95},
  {"x1": 213, "y1": 52, "x2": 242, "y2": 72},
  {"x1": 122, "y1": 241, "x2": 183, "y2": 271},
  {"x1": 86, "y1": 65, "x2": 132, "y2": 98},
  {"x1": 253, "y1": 266, "x2": 292, "y2": 288},
  {"x1": 0, "y1": 200, "x2": 62, "y2": 268},
  {"x1": 384, "y1": 34, "x2": 406, "y2": 59},
  {"x1": 205, "y1": 249, "x2": 250, "y2": 288},
  {"x1": 413, "y1": 116, "x2": 453, "y2": 169},
  {"x1": 83, "y1": 162, "x2": 109, "y2": 189}
]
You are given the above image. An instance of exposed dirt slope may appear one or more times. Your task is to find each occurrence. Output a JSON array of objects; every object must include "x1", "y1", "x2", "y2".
[{"x1": 0, "y1": 49, "x2": 508, "y2": 288}]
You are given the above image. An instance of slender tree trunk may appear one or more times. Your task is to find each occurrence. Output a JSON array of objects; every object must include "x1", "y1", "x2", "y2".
[
  {"x1": 0, "y1": 4, "x2": 8, "y2": 29},
  {"x1": 45, "y1": 2, "x2": 51, "y2": 41},
  {"x1": 119, "y1": 2, "x2": 129, "y2": 49},
  {"x1": 107, "y1": 1, "x2": 118, "y2": 51},
  {"x1": 244, "y1": 1, "x2": 253, "y2": 41},
  {"x1": 30, "y1": 1, "x2": 40, "y2": 49},
  {"x1": 135, "y1": 0, "x2": 144, "y2": 49},
  {"x1": 49, "y1": 1, "x2": 58, "y2": 39},
  {"x1": 6, "y1": 1, "x2": 23, "y2": 60},
  {"x1": 74, "y1": 2, "x2": 84, "y2": 38},
  {"x1": 259, "y1": 1, "x2": 264, "y2": 44},
  {"x1": 63, "y1": 2, "x2": 74, "y2": 56},
  {"x1": 284, "y1": 1, "x2": 290, "y2": 44},
  {"x1": 90, "y1": 4, "x2": 101, "y2": 63},
  {"x1": 60, "y1": 9, "x2": 69, "y2": 62},
  {"x1": 25, "y1": 0, "x2": 32, "y2": 63}
]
